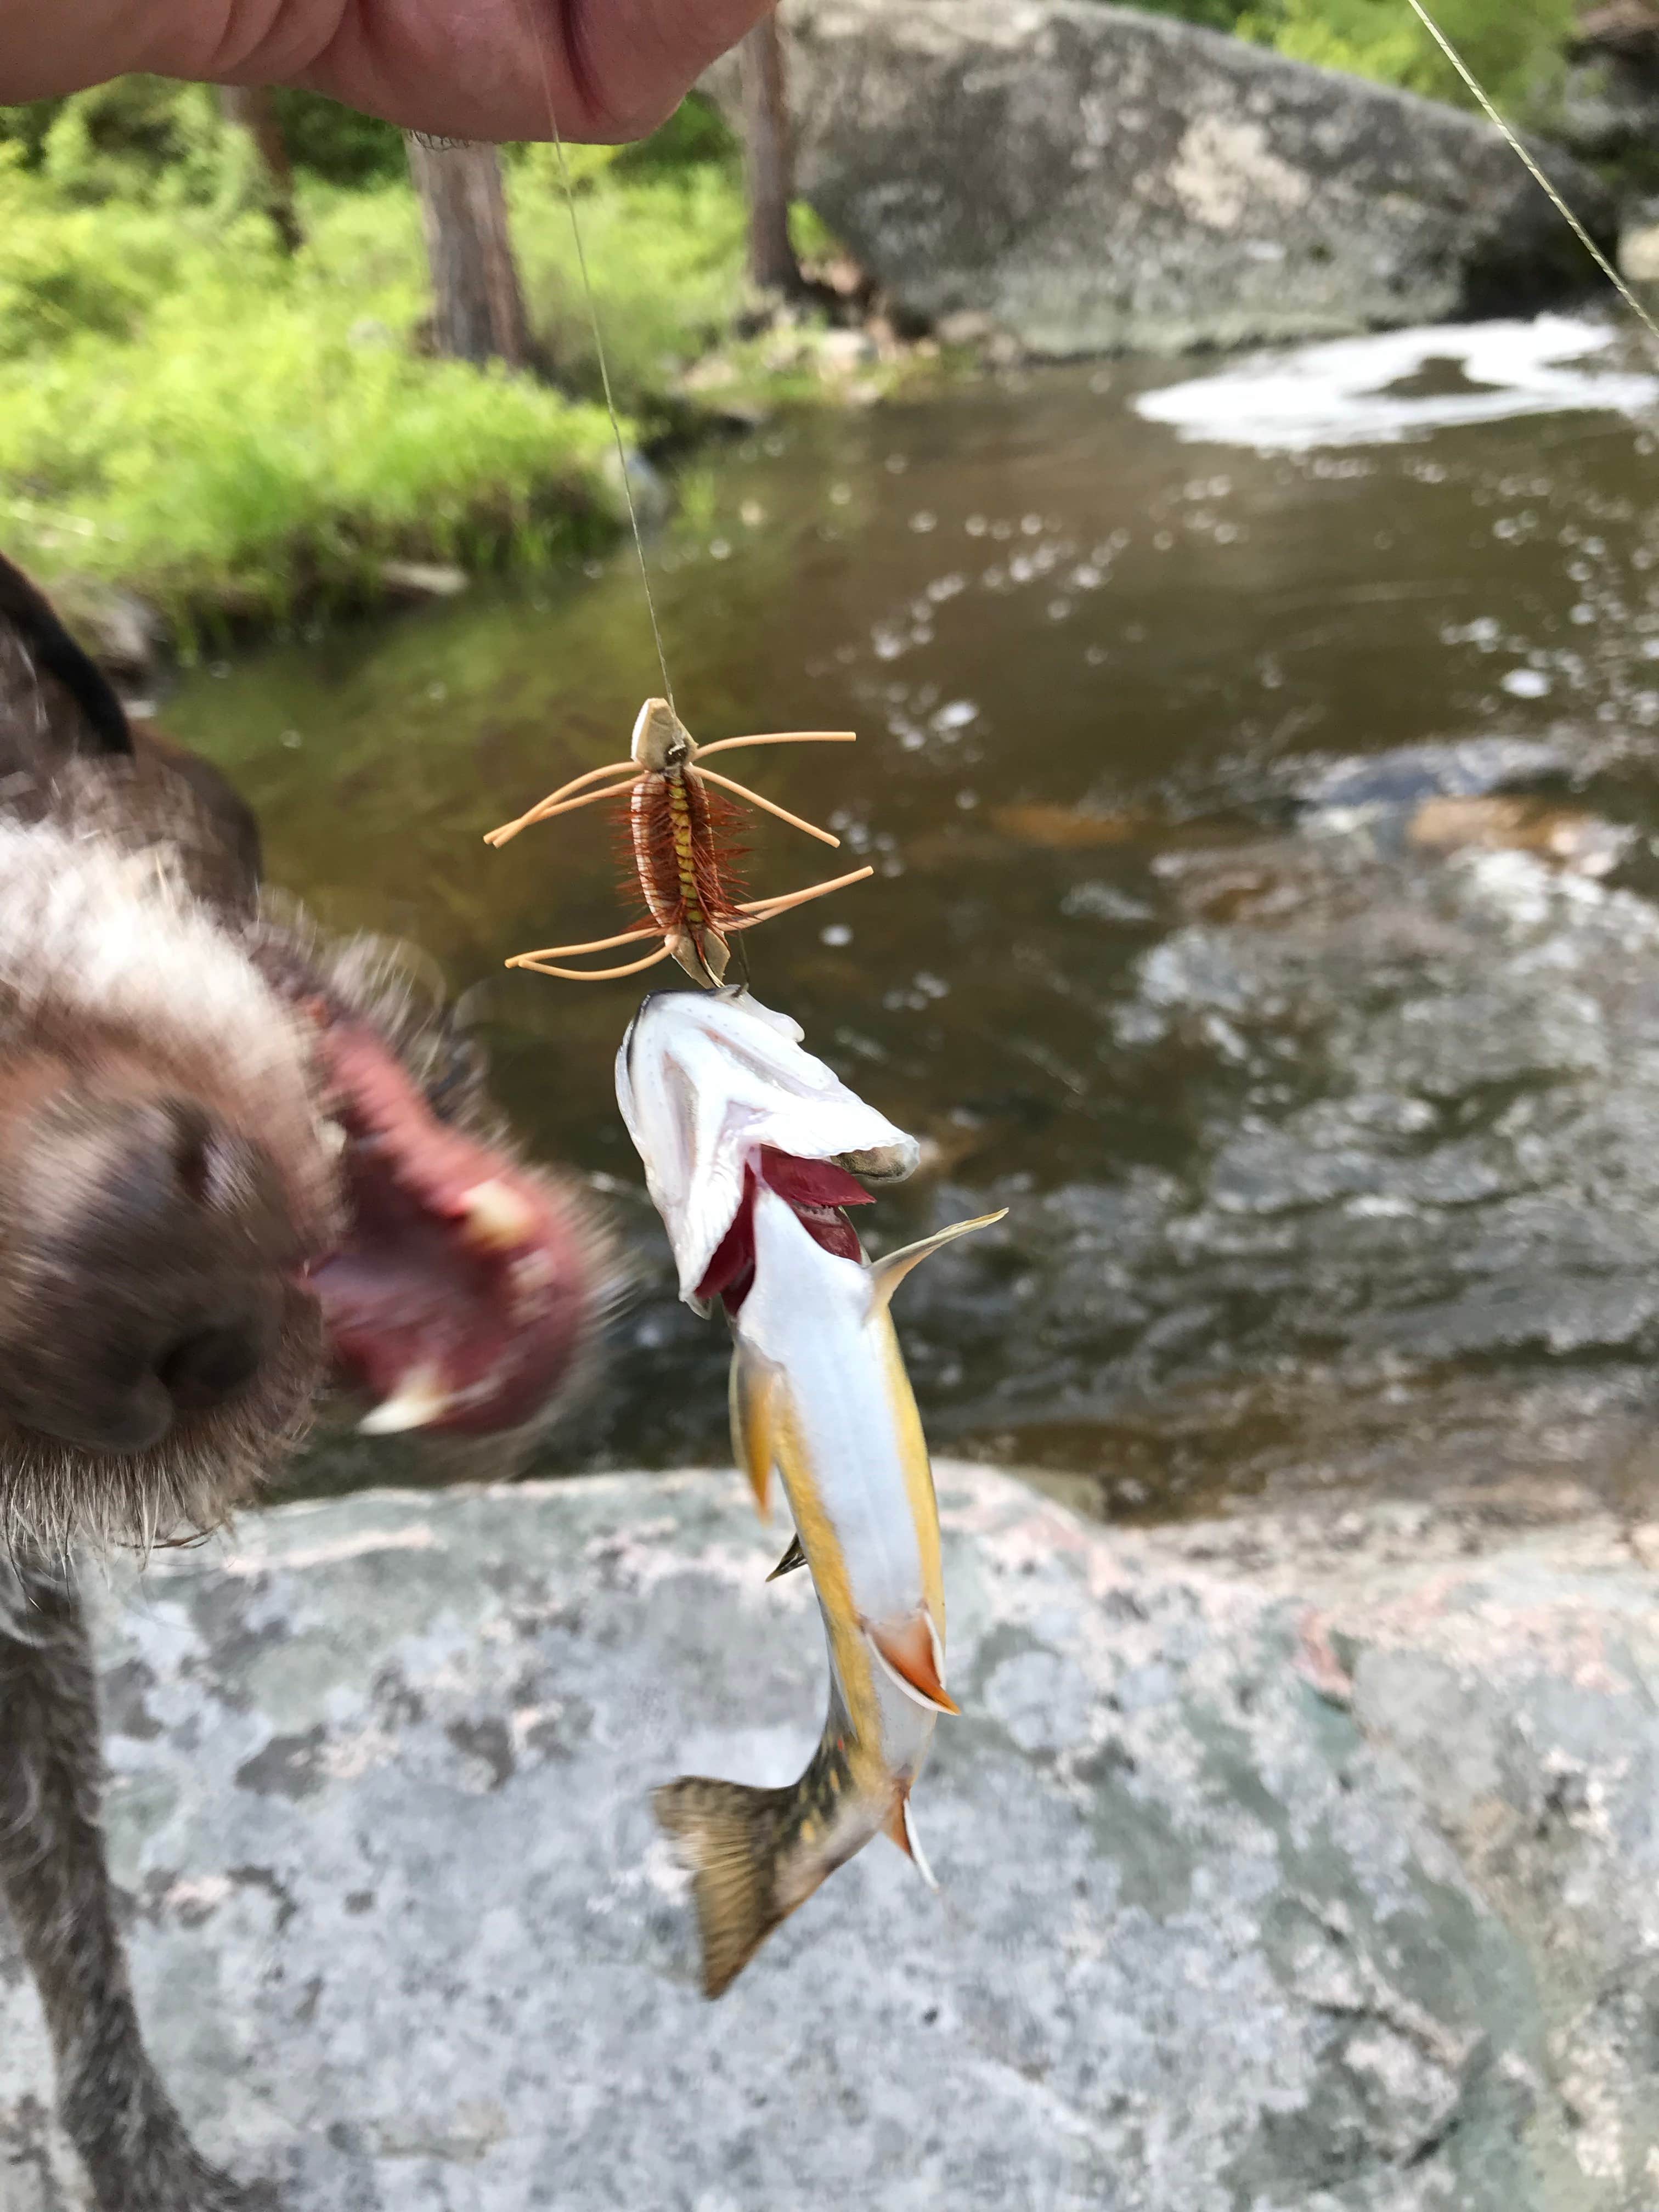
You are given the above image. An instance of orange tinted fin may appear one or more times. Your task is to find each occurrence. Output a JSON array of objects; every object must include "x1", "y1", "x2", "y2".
[
  {"x1": 883, "y1": 1788, "x2": 939, "y2": 1891},
  {"x1": 866, "y1": 1613, "x2": 961, "y2": 1717},
  {"x1": 728, "y1": 1348, "x2": 777, "y2": 1517}
]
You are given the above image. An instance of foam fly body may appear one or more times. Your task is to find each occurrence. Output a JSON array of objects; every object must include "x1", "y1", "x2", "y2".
[{"x1": 486, "y1": 701, "x2": 873, "y2": 984}]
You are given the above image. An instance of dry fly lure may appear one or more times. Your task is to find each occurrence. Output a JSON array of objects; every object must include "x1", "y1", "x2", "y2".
[{"x1": 485, "y1": 698, "x2": 873, "y2": 985}]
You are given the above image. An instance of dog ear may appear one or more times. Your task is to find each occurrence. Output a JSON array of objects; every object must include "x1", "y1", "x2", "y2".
[{"x1": 0, "y1": 551, "x2": 133, "y2": 760}]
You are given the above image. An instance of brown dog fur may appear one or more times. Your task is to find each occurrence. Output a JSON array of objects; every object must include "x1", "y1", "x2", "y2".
[{"x1": 0, "y1": 554, "x2": 608, "y2": 2209}]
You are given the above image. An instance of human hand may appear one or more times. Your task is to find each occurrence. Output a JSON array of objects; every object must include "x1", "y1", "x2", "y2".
[{"x1": 0, "y1": 0, "x2": 774, "y2": 143}]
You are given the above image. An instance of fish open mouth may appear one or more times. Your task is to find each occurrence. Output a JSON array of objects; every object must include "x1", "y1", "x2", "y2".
[
  {"x1": 302, "y1": 1011, "x2": 603, "y2": 1436},
  {"x1": 694, "y1": 1146, "x2": 873, "y2": 1314}
]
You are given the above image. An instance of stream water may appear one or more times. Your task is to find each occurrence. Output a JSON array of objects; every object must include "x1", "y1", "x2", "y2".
[{"x1": 167, "y1": 317, "x2": 1659, "y2": 1521}]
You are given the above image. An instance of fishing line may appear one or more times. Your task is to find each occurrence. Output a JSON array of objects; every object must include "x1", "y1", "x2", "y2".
[
  {"x1": 1403, "y1": 0, "x2": 1659, "y2": 356},
  {"x1": 506, "y1": 0, "x2": 678, "y2": 710}
]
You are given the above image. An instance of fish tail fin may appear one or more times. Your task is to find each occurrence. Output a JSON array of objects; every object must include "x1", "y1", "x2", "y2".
[{"x1": 654, "y1": 1775, "x2": 794, "y2": 1998}]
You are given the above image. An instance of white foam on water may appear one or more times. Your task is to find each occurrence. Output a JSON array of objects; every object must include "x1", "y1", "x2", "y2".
[{"x1": 1134, "y1": 315, "x2": 1659, "y2": 452}]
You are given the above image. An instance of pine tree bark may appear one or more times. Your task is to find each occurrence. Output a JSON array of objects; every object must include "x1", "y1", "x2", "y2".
[
  {"x1": 405, "y1": 137, "x2": 531, "y2": 370},
  {"x1": 218, "y1": 86, "x2": 303, "y2": 254},
  {"x1": 737, "y1": 16, "x2": 804, "y2": 296}
]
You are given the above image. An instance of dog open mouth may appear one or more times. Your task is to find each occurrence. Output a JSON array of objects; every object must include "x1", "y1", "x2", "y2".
[{"x1": 303, "y1": 1011, "x2": 605, "y2": 1438}]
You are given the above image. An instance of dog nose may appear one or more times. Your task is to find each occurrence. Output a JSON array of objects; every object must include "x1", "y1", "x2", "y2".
[
  {"x1": 0, "y1": 1091, "x2": 299, "y2": 1455},
  {"x1": 155, "y1": 1318, "x2": 268, "y2": 1412}
]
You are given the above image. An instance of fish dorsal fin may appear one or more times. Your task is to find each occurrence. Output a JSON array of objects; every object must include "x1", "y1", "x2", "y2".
[
  {"x1": 866, "y1": 1613, "x2": 961, "y2": 1717},
  {"x1": 766, "y1": 1532, "x2": 807, "y2": 1583},
  {"x1": 729, "y1": 1348, "x2": 778, "y2": 1518},
  {"x1": 868, "y1": 1209, "x2": 1008, "y2": 1317},
  {"x1": 883, "y1": 1787, "x2": 939, "y2": 1892}
]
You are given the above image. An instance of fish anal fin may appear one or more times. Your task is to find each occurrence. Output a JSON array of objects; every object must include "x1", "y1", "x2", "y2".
[
  {"x1": 868, "y1": 1208, "x2": 1009, "y2": 1316},
  {"x1": 654, "y1": 1774, "x2": 793, "y2": 1999},
  {"x1": 866, "y1": 1612, "x2": 961, "y2": 1717},
  {"x1": 729, "y1": 1348, "x2": 778, "y2": 1518},
  {"x1": 766, "y1": 1532, "x2": 807, "y2": 1583},
  {"x1": 883, "y1": 1787, "x2": 939, "y2": 1892}
]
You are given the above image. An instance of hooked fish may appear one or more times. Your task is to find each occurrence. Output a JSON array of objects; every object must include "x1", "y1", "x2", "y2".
[{"x1": 617, "y1": 988, "x2": 1003, "y2": 1995}]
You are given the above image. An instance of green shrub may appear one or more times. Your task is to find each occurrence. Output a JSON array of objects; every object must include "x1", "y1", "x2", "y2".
[
  {"x1": 0, "y1": 178, "x2": 623, "y2": 637},
  {"x1": 1122, "y1": 0, "x2": 1258, "y2": 29},
  {"x1": 1236, "y1": 0, "x2": 1577, "y2": 115},
  {"x1": 269, "y1": 91, "x2": 407, "y2": 185},
  {"x1": 0, "y1": 192, "x2": 185, "y2": 356},
  {"x1": 612, "y1": 93, "x2": 740, "y2": 176},
  {"x1": 510, "y1": 165, "x2": 748, "y2": 404},
  {"x1": 0, "y1": 87, "x2": 789, "y2": 640},
  {"x1": 3, "y1": 80, "x2": 414, "y2": 195},
  {"x1": 1114, "y1": 0, "x2": 1575, "y2": 116},
  {"x1": 0, "y1": 99, "x2": 64, "y2": 170},
  {"x1": 36, "y1": 77, "x2": 229, "y2": 205}
]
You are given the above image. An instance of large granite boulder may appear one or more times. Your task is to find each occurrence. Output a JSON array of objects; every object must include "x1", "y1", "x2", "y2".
[
  {"x1": 5, "y1": 1465, "x2": 1659, "y2": 2208},
  {"x1": 713, "y1": 0, "x2": 1616, "y2": 353}
]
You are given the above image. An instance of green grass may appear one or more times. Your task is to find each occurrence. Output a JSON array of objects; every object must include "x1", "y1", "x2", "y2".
[
  {"x1": 0, "y1": 146, "x2": 760, "y2": 644},
  {"x1": 1236, "y1": 0, "x2": 1576, "y2": 116},
  {"x1": 508, "y1": 159, "x2": 748, "y2": 405},
  {"x1": 1135, "y1": 0, "x2": 1577, "y2": 119}
]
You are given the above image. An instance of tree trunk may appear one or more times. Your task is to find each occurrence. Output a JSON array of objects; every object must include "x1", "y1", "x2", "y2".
[
  {"x1": 218, "y1": 86, "x2": 303, "y2": 254},
  {"x1": 405, "y1": 137, "x2": 531, "y2": 370},
  {"x1": 737, "y1": 16, "x2": 804, "y2": 296}
]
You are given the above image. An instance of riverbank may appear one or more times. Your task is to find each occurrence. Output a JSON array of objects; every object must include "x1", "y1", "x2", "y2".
[{"x1": 0, "y1": 142, "x2": 943, "y2": 661}]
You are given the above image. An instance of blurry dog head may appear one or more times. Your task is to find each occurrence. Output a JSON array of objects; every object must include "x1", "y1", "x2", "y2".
[{"x1": 0, "y1": 554, "x2": 612, "y2": 1552}]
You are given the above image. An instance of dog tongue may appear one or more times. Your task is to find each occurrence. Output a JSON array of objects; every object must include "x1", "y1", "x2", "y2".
[{"x1": 304, "y1": 1017, "x2": 595, "y2": 1436}]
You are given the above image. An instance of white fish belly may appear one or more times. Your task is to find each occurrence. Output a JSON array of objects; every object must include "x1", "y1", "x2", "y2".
[{"x1": 740, "y1": 1186, "x2": 930, "y2": 1641}]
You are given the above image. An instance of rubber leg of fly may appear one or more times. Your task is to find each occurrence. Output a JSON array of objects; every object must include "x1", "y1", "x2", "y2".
[
  {"x1": 692, "y1": 732, "x2": 856, "y2": 757},
  {"x1": 692, "y1": 767, "x2": 840, "y2": 848},
  {"x1": 735, "y1": 865, "x2": 874, "y2": 919},
  {"x1": 509, "y1": 943, "x2": 675, "y2": 981},
  {"x1": 485, "y1": 772, "x2": 636, "y2": 847},
  {"x1": 512, "y1": 923, "x2": 662, "y2": 961}
]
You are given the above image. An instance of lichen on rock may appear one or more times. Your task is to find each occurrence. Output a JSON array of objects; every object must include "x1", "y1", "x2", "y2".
[{"x1": 5, "y1": 1466, "x2": 1659, "y2": 2205}]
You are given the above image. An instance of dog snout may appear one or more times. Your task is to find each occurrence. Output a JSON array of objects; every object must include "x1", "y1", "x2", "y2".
[{"x1": 0, "y1": 1089, "x2": 299, "y2": 1454}]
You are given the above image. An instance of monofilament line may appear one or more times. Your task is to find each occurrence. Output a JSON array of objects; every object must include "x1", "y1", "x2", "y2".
[
  {"x1": 510, "y1": 0, "x2": 678, "y2": 710},
  {"x1": 544, "y1": 129, "x2": 678, "y2": 712},
  {"x1": 1404, "y1": 0, "x2": 1659, "y2": 356}
]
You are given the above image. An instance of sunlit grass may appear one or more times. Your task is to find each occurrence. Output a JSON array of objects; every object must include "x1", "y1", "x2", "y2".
[{"x1": 0, "y1": 159, "x2": 753, "y2": 639}]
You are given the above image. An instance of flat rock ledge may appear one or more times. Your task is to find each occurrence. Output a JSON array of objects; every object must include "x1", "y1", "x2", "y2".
[{"x1": 6, "y1": 1465, "x2": 1659, "y2": 2210}]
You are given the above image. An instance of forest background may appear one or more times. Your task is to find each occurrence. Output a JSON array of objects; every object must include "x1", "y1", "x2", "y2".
[{"x1": 0, "y1": 0, "x2": 1593, "y2": 646}]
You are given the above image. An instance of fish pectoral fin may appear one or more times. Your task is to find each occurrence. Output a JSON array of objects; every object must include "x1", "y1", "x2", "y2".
[
  {"x1": 866, "y1": 1613, "x2": 961, "y2": 1717},
  {"x1": 729, "y1": 1347, "x2": 779, "y2": 1517},
  {"x1": 868, "y1": 1208, "x2": 1009, "y2": 1316},
  {"x1": 766, "y1": 1532, "x2": 807, "y2": 1583},
  {"x1": 883, "y1": 1788, "x2": 939, "y2": 1892}
]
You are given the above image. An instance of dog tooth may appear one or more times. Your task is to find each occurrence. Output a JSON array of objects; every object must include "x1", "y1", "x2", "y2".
[
  {"x1": 459, "y1": 1177, "x2": 536, "y2": 1252},
  {"x1": 358, "y1": 1364, "x2": 452, "y2": 1435}
]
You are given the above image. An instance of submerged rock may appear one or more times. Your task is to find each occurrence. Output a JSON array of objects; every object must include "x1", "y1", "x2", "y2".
[
  {"x1": 710, "y1": 0, "x2": 1616, "y2": 355},
  {"x1": 5, "y1": 1466, "x2": 1659, "y2": 2207},
  {"x1": 1294, "y1": 738, "x2": 1572, "y2": 812}
]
